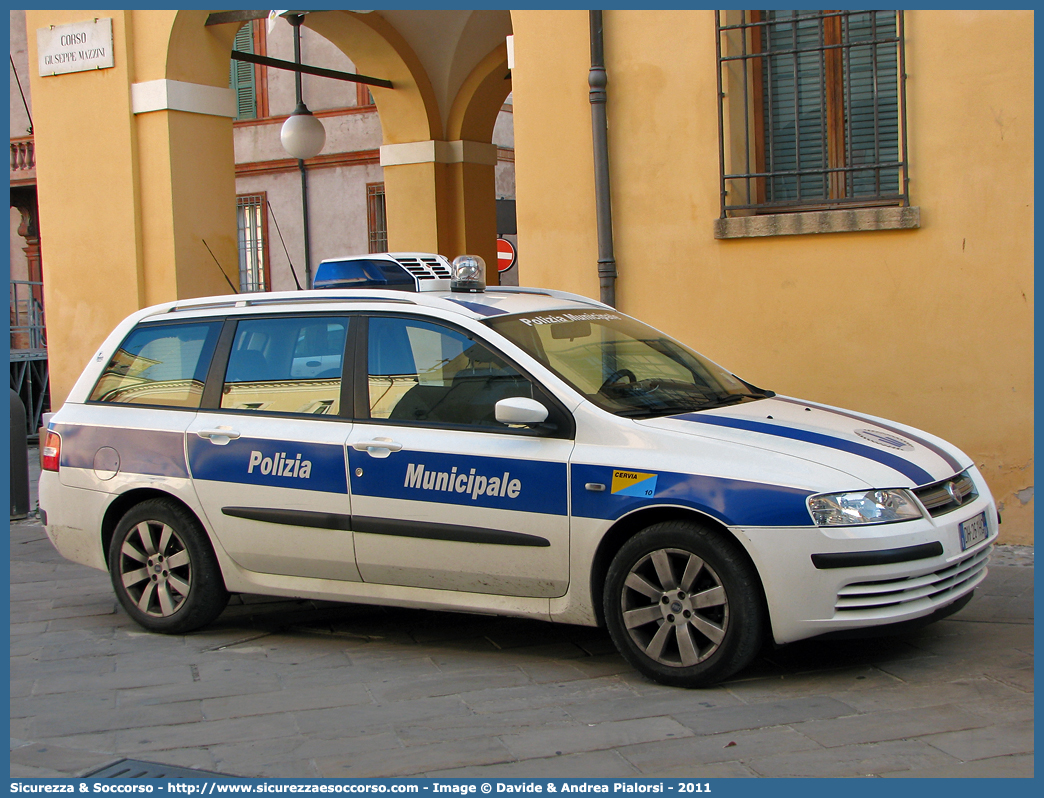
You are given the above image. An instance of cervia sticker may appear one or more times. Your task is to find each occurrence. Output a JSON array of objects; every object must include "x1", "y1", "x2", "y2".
[{"x1": 611, "y1": 470, "x2": 658, "y2": 498}]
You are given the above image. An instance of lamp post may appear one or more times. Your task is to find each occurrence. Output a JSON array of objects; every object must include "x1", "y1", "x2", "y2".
[{"x1": 279, "y1": 13, "x2": 325, "y2": 287}]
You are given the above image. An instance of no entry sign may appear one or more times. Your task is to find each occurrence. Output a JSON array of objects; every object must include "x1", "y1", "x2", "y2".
[{"x1": 496, "y1": 238, "x2": 516, "y2": 272}]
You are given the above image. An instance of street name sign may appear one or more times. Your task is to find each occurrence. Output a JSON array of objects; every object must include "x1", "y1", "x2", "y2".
[{"x1": 38, "y1": 18, "x2": 114, "y2": 76}]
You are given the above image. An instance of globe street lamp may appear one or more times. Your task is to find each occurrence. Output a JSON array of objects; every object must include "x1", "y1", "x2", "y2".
[
  {"x1": 279, "y1": 13, "x2": 325, "y2": 284},
  {"x1": 281, "y1": 101, "x2": 326, "y2": 161}
]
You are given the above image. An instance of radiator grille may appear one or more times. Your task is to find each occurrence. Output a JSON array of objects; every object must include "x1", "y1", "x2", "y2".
[
  {"x1": 834, "y1": 544, "x2": 990, "y2": 617},
  {"x1": 914, "y1": 471, "x2": 977, "y2": 517}
]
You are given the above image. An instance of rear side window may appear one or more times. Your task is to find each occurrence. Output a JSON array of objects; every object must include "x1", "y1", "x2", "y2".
[
  {"x1": 220, "y1": 316, "x2": 348, "y2": 415},
  {"x1": 90, "y1": 321, "x2": 222, "y2": 408}
]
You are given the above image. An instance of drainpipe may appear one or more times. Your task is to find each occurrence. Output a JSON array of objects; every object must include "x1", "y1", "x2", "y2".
[
  {"x1": 589, "y1": 10, "x2": 616, "y2": 307},
  {"x1": 298, "y1": 161, "x2": 313, "y2": 288}
]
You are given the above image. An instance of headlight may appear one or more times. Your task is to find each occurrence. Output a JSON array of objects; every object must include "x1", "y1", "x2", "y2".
[{"x1": 808, "y1": 489, "x2": 923, "y2": 526}]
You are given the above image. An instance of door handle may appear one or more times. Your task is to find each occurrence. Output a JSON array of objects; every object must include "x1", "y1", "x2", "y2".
[
  {"x1": 352, "y1": 437, "x2": 403, "y2": 458},
  {"x1": 196, "y1": 427, "x2": 241, "y2": 445}
]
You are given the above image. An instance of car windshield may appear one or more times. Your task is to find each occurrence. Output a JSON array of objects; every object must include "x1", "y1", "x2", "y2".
[{"x1": 487, "y1": 309, "x2": 772, "y2": 418}]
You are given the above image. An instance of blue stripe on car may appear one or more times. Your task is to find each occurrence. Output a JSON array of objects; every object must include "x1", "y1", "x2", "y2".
[
  {"x1": 348, "y1": 449, "x2": 568, "y2": 516},
  {"x1": 571, "y1": 464, "x2": 816, "y2": 527},
  {"x1": 671, "y1": 413, "x2": 935, "y2": 486},
  {"x1": 444, "y1": 299, "x2": 508, "y2": 317},
  {"x1": 188, "y1": 437, "x2": 348, "y2": 494},
  {"x1": 772, "y1": 396, "x2": 964, "y2": 473},
  {"x1": 56, "y1": 424, "x2": 189, "y2": 478}
]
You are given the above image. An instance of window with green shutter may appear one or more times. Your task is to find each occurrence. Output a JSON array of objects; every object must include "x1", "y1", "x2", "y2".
[
  {"x1": 229, "y1": 23, "x2": 257, "y2": 121},
  {"x1": 717, "y1": 10, "x2": 908, "y2": 216}
]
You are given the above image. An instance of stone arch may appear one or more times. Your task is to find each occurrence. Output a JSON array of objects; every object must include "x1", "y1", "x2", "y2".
[
  {"x1": 296, "y1": 11, "x2": 509, "y2": 266},
  {"x1": 303, "y1": 10, "x2": 441, "y2": 144},
  {"x1": 447, "y1": 43, "x2": 512, "y2": 143},
  {"x1": 164, "y1": 10, "x2": 240, "y2": 86}
]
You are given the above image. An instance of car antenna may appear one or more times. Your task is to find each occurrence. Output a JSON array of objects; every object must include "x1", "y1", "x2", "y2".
[
  {"x1": 202, "y1": 238, "x2": 238, "y2": 294},
  {"x1": 267, "y1": 200, "x2": 304, "y2": 290}
]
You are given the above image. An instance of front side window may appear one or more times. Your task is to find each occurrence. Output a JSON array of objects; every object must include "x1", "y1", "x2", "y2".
[
  {"x1": 367, "y1": 316, "x2": 535, "y2": 428},
  {"x1": 89, "y1": 321, "x2": 222, "y2": 408},
  {"x1": 488, "y1": 311, "x2": 771, "y2": 419},
  {"x1": 717, "y1": 10, "x2": 906, "y2": 215},
  {"x1": 220, "y1": 316, "x2": 348, "y2": 415}
]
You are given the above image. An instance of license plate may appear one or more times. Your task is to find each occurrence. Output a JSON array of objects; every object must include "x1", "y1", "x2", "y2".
[{"x1": 959, "y1": 511, "x2": 988, "y2": 551}]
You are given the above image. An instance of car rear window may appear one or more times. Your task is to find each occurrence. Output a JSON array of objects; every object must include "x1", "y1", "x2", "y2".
[{"x1": 89, "y1": 321, "x2": 222, "y2": 408}]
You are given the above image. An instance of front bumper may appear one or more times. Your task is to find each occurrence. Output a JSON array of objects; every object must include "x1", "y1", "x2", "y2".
[{"x1": 735, "y1": 478, "x2": 997, "y2": 645}]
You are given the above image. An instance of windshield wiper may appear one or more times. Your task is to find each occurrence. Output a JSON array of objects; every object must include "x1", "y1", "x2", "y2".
[{"x1": 698, "y1": 392, "x2": 772, "y2": 410}]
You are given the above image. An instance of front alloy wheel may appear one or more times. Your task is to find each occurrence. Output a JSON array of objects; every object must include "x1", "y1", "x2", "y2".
[
  {"x1": 604, "y1": 521, "x2": 764, "y2": 687},
  {"x1": 620, "y1": 547, "x2": 729, "y2": 667}
]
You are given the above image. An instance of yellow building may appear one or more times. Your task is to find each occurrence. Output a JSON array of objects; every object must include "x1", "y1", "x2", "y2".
[{"x1": 20, "y1": 9, "x2": 1034, "y2": 542}]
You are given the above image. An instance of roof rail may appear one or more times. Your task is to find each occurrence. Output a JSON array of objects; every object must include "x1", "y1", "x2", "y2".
[{"x1": 166, "y1": 291, "x2": 417, "y2": 314}]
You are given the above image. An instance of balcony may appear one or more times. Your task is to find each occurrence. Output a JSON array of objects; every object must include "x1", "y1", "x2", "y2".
[{"x1": 11, "y1": 136, "x2": 35, "y2": 185}]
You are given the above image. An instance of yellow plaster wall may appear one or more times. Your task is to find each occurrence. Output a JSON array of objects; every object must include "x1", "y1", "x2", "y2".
[
  {"x1": 167, "y1": 110, "x2": 239, "y2": 298},
  {"x1": 446, "y1": 160, "x2": 498, "y2": 276},
  {"x1": 511, "y1": 10, "x2": 1034, "y2": 542},
  {"x1": 382, "y1": 161, "x2": 445, "y2": 255},
  {"x1": 511, "y1": 11, "x2": 600, "y2": 300}
]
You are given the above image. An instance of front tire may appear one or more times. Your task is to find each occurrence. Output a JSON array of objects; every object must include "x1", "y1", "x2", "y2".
[
  {"x1": 108, "y1": 499, "x2": 229, "y2": 634},
  {"x1": 604, "y1": 520, "x2": 764, "y2": 687}
]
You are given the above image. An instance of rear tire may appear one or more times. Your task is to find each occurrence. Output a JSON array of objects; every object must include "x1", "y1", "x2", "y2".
[
  {"x1": 108, "y1": 498, "x2": 229, "y2": 634},
  {"x1": 604, "y1": 520, "x2": 764, "y2": 687}
]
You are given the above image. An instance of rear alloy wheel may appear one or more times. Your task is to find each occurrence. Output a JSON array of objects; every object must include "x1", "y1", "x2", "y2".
[
  {"x1": 108, "y1": 499, "x2": 229, "y2": 634},
  {"x1": 604, "y1": 520, "x2": 764, "y2": 687}
]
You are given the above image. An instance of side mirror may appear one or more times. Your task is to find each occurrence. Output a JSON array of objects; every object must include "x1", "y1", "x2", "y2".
[{"x1": 495, "y1": 396, "x2": 549, "y2": 426}]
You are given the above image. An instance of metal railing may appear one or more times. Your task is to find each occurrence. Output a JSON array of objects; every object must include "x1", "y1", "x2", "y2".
[
  {"x1": 10, "y1": 280, "x2": 46, "y2": 359},
  {"x1": 10, "y1": 280, "x2": 49, "y2": 437},
  {"x1": 716, "y1": 10, "x2": 909, "y2": 217}
]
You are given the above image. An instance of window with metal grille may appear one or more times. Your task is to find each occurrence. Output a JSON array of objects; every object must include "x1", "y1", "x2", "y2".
[
  {"x1": 229, "y1": 22, "x2": 257, "y2": 120},
  {"x1": 367, "y1": 183, "x2": 388, "y2": 253},
  {"x1": 716, "y1": 10, "x2": 908, "y2": 216},
  {"x1": 236, "y1": 194, "x2": 269, "y2": 292}
]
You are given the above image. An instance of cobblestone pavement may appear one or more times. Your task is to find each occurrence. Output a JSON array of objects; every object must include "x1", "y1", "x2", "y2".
[{"x1": 9, "y1": 508, "x2": 1033, "y2": 780}]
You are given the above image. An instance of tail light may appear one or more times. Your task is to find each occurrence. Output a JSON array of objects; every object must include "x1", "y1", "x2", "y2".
[{"x1": 41, "y1": 430, "x2": 61, "y2": 472}]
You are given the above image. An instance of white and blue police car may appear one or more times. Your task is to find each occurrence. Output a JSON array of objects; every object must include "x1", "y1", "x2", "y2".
[{"x1": 39, "y1": 252, "x2": 998, "y2": 687}]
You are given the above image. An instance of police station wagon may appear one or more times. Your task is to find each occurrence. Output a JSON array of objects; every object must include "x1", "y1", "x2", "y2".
[{"x1": 39, "y1": 253, "x2": 998, "y2": 687}]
